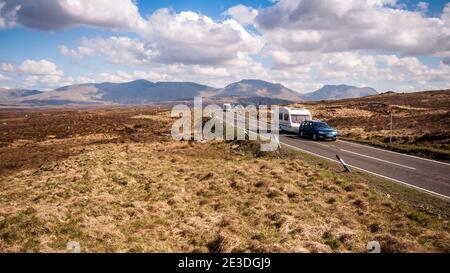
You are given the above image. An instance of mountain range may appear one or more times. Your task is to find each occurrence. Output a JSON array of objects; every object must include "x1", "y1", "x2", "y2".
[
  {"x1": 0, "y1": 79, "x2": 378, "y2": 106},
  {"x1": 301, "y1": 84, "x2": 378, "y2": 101}
]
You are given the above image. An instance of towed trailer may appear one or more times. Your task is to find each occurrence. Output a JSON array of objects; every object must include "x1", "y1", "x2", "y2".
[
  {"x1": 278, "y1": 107, "x2": 312, "y2": 133},
  {"x1": 223, "y1": 103, "x2": 232, "y2": 112}
]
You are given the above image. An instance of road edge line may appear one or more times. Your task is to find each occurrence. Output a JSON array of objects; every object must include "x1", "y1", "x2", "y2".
[{"x1": 281, "y1": 142, "x2": 450, "y2": 201}]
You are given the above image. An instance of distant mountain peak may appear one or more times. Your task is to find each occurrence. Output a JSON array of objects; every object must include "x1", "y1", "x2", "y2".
[
  {"x1": 220, "y1": 79, "x2": 302, "y2": 101},
  {"x1": 301, "y1": 84, "x2": 377, "y2": 101},
  {"x1": 239, "y1": 79, "x2": 271, "y2": 84},
  {"x1": 129, "y1": 79, "x2": 153, "y2": 84}
]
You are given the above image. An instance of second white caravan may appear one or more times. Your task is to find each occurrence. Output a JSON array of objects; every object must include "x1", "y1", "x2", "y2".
[{"x1": 278, "y1": 107, "x2": 312, "y2": 133}]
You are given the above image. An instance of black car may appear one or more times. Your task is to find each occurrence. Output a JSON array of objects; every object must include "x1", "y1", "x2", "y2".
[{"x1": 299, "y1": 121, "x2": 338, "y2": 141}]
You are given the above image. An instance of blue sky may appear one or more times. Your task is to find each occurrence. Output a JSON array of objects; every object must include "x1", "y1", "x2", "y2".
[{"x1": 0, "y1": 0, "x2": 449, "y2": 92}]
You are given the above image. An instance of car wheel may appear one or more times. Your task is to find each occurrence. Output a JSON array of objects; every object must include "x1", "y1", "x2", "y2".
[{"x1": 313, "y1": 133, "x2": 317, "y2": 141}]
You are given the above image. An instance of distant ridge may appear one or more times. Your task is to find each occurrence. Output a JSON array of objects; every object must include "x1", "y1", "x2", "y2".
[
  {"x1": 301, "y1": 84, "x2": 378, "y2": 101},
  {"x1": 0, "y1": 80, "x2": 379, "y2": 106},
  {"x1": 214, "y1": 79, "x2": 303, "y2": 101}
]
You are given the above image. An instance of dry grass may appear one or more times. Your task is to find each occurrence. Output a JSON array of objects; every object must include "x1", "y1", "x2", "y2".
[
  {"x1": 0, "y1": 108, "x2": 449, "y2": 253},
  {"x1": 0, "y1": 144, "x2": 447, "y2": 252}
]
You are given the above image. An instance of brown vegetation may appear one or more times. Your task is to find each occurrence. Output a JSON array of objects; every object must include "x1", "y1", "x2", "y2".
[{"x1": 0, "y1": 107, "x2": 449, "y2": 252}]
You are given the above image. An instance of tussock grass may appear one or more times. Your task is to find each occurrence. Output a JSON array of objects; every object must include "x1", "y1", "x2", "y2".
[
  {"x1": 0, "y1": 138, "x2": 449, "y2": 252},
  {"x1": 0, "y1": 109, "x2": 449, "y2": 252}
]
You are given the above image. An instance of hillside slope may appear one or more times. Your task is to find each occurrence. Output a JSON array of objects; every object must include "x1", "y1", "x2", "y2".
[
  {"x1": 215, "y1": 79, "x2": 303, "y2": 101},
  {"x1": 301, "y1": 84, "x2": 378, "y2": 101}
]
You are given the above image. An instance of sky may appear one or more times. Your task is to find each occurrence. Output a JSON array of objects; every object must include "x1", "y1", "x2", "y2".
[{"x1": 0, "y1": 0, "x2": 449, "y2": 93}]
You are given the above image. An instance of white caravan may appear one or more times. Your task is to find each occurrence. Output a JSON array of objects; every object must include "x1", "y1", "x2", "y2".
[
  {"x1": 278, "y1": 107, "x2": 312, "y2": 133},
  {"x1": 223, "y1": 103, "x2": 232, "y2": 112}
]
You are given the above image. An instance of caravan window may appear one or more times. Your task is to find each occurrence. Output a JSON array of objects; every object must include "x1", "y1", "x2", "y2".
[
  {"x1": 291, "y1": 115, "x2": 310, "y2": 124},
  {"x1": 284, "y1": 114, "x2": 289, "y2": 121},
  {"x1": 279, "y1": 113, "x2": 283, "y2": 120}
]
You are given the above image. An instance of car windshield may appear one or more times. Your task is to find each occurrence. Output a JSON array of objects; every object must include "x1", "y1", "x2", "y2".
[{"x1": 314, "y1": 122, "x2": 331, "y2": 129}]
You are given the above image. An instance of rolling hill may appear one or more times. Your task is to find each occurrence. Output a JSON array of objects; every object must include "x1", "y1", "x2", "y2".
[
  {"x1": 301, "y1": 84, "x2": 378, "y2": 101},
  {"x1": 0, "y1": 80, "x2": 379, "y2": 106},
  {"x1": 214, "y1": 79, "x2": 303, "y2": 101},
  {"x1": 0, "y1": 88, "x2": 43, "y2": 104}
]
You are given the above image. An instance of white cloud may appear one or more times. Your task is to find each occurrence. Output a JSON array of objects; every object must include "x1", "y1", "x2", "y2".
[
  {"x1": 19, "y1": 59, "x2": 64, "y2": 76},
  {"x1": 417, "y1": 2, "x2": 429, "y2": 12},
  {"x1": 1, "y1": 59, "x2": 67, "y2": 89},
  {"x1": 59, "y1": 45, "x2": 95, "y2": 59},
  {"x1": 255, "y1": 0, "x2": 450, "y2": 55},
  {"x1": 60, "y1": 9, "x2": 263, "y2": 67},
  {"x1": 25, "y1": 74, "x2": 62, "y2": 86},
  {"x1": 60, "y1": 36, "x2": 158, "y2": 65},
  {"x1": 1, "y1": 63, "x2": 15, "y2": 72},
  {"x1": 95, "y1": 70, "x2": 168, "y2": 83},
  {"x1": 224, "y1": 5, "x2": 258, "y2": 26},
  {"x1": 63, "y1": 76, "x2": 94, "y2": 85},
  {"x1": 0, "y1": 0, "x2": 145, "y2": 30},
  {"x1": 81, "y1": 50, "x2": 268, "y2": 88},
  {"x1": 265, "y1": 49, "x2": 450, "y2": 92},
  {"x1": 3, "y1": 2, "x2": 263, "y2": 66},
  {"x1": 136, "y1": 9, "x2": 263, "y2": 65}
]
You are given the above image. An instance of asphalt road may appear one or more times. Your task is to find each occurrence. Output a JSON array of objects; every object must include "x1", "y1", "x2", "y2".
[
  {"x1": 220, "y1": 113, "x2": 450, "y2": 200},
  {"x1": 279, "y1": 133, "x2": 450, "y2": 200}
]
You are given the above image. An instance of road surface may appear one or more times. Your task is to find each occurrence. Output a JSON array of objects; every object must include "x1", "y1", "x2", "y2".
[
  {"x1": 279, "y1": 133, "x2": 450, "y2": 200},
  {"x1": 219, "y1": 113, "x2": 450, "y2": 200}
]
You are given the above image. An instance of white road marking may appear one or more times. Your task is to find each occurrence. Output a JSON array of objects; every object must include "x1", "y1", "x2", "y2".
[
  {"x1": 348, "y1": 165, "x2": 450, "y2": 200},
  {"x1": 314, "y1": 142, "x2": 329, "y2": 148},
  {"x1": 281, "y1": 142, "x2": 450, "y2": 201},
  {"x1": 340, "y1": 149, "x2": 416, "y2": 170},
  {"x1": 282, "y1": 142, "x2": 340, "y2": 163},
  {"x1": 337, "y1": 140, "x2": 450, "y2": 166}
]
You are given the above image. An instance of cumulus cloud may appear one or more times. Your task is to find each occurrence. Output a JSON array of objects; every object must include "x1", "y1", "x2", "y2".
[
  {"x1": 255, "y1": 0, "x2": 450, "y2": 55},
  {"x1": 25, "y1": 74, "x2": 62, "y2": 86},
  {"x1": 60, "y1": 37, "x2": 158, "y2": 65},
  {"x1": 136, "y1": 9, "x2": 263, "y2": 65},
  {"x1": 416, "y1": 2, "x2": 429, "y2": 12},
  {"x1": 19, "y1": 59, "x2": 63, "y2": 76},
  {"x1": 16, "y1": 59, "x2": 65, "y2": 88},
  {"x1": 265, "y1": 49, "x2": 450, "y2": 92},
  {"x1": 224, "y1": 5, "x2": 258, "y2": 26},
  {"x1": 3, "y1": 1, "x2": 263, "y2": 66},
  {"x1": 76, "y1": 50, "x2": 268, "y2": 88},
  {"x1": 94, "y1": 70, "x2": 168, "y2": 83},
  {"x1": 60, "y1": 9, "x2": 263, "y2": 66},
  {"x1": 59, "y1": 45, "x2": 95, "y2": 59},
  {"x1": 1, "y1": 63, "x2": 15, "y2": 72},
  {"x1": 0, "y1": 0, "x2": 145, "y2": 30}
]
